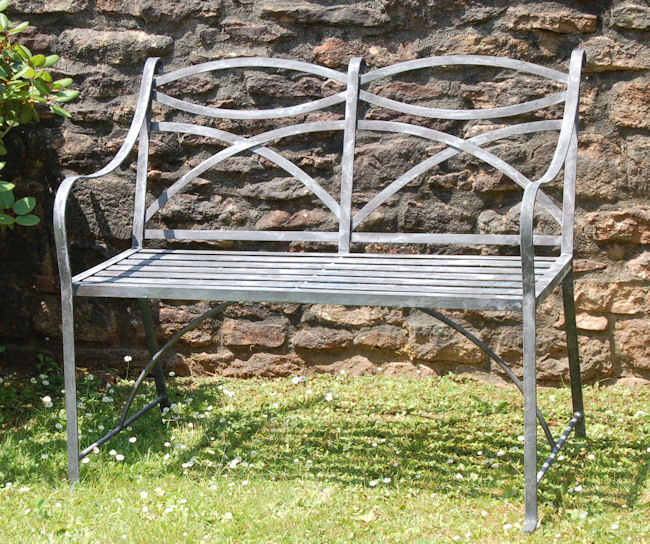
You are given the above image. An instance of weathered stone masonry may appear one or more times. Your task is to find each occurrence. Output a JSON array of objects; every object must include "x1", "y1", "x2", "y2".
[{"x1": 0, "y1": 1, "x2": 648, "y2": 383}]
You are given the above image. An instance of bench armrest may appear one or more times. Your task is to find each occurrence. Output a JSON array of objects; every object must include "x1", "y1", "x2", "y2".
[
  {"x1": 54, "y1": 57, "x2": 161, "y2": 288},
  {"x1": 520, "y1": 50, "x2": 583, "y2": 295},
  {"x1": 530, "y1": 49, "x2": 583, "y2": 189}
]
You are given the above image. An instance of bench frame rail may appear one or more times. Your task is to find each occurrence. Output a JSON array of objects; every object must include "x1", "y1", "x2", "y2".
[{"x1": 54, "y1": 51, "x2": 587, "y2": 533}]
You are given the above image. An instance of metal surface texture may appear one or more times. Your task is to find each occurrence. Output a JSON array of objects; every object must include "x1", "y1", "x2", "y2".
[{"x1": 54, "y1": 52, "x2": 587, "y2": 532}]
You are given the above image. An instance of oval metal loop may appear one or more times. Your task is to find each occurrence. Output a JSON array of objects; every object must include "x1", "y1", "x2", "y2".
[
  {"x1": 145, "y1": 121, "x2": 345, "y2": 222},
  {"x1": 155, "y1": 56, "x2": 348, "y2": 86},
  {"x1": 359, "y1": 89, "x2": 567, "y2": 120},
  {"x1": 360, "y1": 55, "x2": 569, "y2": 85},
  {"x1": 153, "y1": 90, "x2": 346, "y2": 120}
]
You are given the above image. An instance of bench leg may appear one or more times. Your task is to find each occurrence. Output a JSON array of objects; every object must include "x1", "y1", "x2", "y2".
[
  {"x1": 137, "y1": 299, "x2": 170, "y2": 411},
  {"x1": 561, "y1": 270, "x2": 586, "y2": 438},
  {"x1": 522, "y1": 294, "x2": 538, "y2": 533},
  {"x1": 62, "y1": 290, "x2": 80, "y2": 485}
]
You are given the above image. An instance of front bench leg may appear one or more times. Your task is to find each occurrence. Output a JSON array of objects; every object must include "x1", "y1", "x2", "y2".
[
  {"x1": 561, "y1": 270, "x2": 585, "y2": 438},
  {"x1": 137, "y1": 299, "x2": 170, "y2": 411},
  {"x1": 62, "y1": 290, "x2": 80, "y2": 484},
  {"x1": 522, "y1": 290, "x2": 538, "y2": 533}
]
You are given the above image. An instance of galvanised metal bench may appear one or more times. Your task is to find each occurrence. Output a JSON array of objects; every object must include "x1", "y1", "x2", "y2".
[{"x1": 54, "y1": 51, "x2": 587, "y2": 532}]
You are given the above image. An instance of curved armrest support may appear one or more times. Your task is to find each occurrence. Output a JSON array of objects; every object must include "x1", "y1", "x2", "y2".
[
  {"x1": 520, "y1": 50, "x2": 583, "y2": 296},
  {"x1": 532, "y1": 49, "x2": 584, "y2": 187},
  {"x1": 520, "y1": 181, "x2": 544, "y2": 297},
  {"x1": 54, "y1": 57, "x2": 161, "y2": 289}
]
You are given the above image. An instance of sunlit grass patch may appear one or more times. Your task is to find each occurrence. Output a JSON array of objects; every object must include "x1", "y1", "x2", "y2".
[{"x1": 0, "y1": 367, "x2": 647, "y2": 543}]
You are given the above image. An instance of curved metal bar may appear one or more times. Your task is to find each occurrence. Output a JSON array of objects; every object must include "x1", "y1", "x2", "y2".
[
  {"x1": 419, "y1": 307, "x2": 555, "y2": 448},
  {"x1": 359, "y1": 90, "x2": 566, "y2": 120},
  {"x1": 154, "y1": 90, "x2": 346, "y2": 120},
  {"x1": 353, "y1": 120, "x2": 562, "y2": 229},
  {"x1": 118, "y1": 302, "x2": 233, "y2": 427},
  {"x1": 155, "y1": 57, "x2": 348, "y2": 86},
  {"x1": 339, "y1": 56, "x2": 365, "y2": 253},
  {"x1": 54, "y1": 57, "x2": 161, "y2": 280},
  {"x1": 144, "y1": 120, "x2": 345, "y2": 222},
  {"x1": 153, "y1": 121, "x2": 340, "y2": 219},
  {"x1": 532, "y1": 50, "x2": 584, "y2": 188},
  {"x1": 358, "y1": 119, "x2": 563, "y2": 224},
  {"x1": 360, "y1": 55, "x2": 569, "y2": 85}
]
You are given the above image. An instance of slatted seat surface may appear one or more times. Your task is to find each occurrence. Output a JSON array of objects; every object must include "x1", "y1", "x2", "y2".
[{"x1": 72, "y1": 249, "x2": 571, "y2": 311}]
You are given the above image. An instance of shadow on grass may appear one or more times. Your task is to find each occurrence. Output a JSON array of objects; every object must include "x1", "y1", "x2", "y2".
[{"x1": 0, "y1": 375, "x2": 647, "y2": 516}]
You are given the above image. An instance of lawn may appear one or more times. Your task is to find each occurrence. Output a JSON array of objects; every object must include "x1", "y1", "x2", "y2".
[{"x1": 0, "y1": 362, "x2": 647, "y2": 543}]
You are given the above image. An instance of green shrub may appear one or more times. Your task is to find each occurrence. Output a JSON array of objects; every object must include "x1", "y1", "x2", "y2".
[{"x1": 0, "y1": 0, "x2": 78, "y2": 230}]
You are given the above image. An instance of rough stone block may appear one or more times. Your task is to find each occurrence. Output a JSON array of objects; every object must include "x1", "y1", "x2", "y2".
[
  {"x1": 221, "y1": 353, "x2": 303, "y2": 378},
  {"x1": 504, "y1": 6, "x2": 597, "y2": 33},
  {"x1": 575, "y1": 280, "x2": 647, "y2": 315},
  {"x1": 582, "y1": 36, "x2": 650, "y2": 72},
  {"x1": 609, "y1": 79, "x2": 650, "y2": 128},
  {"x1": 585, "y1": 207, "x2": 650, "y2": 244},
  {"x1": 615, "y1": 319, "x2": 650, "y2": 370},
  {"x1": 354, "y1": 325, "x2": 407, "y2": 350},
  {"x1": 292, "y1": 327, "x2": 353, "y2": 350},
  {"x1": 627, "y1": 252, "x2": 650, "y2": 281},
  {"x1": 303, "y1": 305, "x2": 404, "y2": 327},
  {"x1": 222, "y1": 318, "x2": 287, "y2": 348},
  {"x1": 12, "y1": 0, "x2": 89, "y2": 12},
  {"x1": 313, "y1": 355, "x2": 378, "y2": 376},
  {"x1": 407, "y1": 313, "x2": 485, "y2": 364},
  {"x1": 259, "y1": 2, "x2": 389, "y2": 27},
  {"x1": 611, "y1": 3, "x2": 650, "y2": 30},
  {"x1": 58, "y1": 30, "x2": 172, "y2": 65},
  {"x1": 96, "y1": 0, "x2": 221, "y2": 21},
  {"x1": 313, "y1": 38, "x2": 415, "y2": 68},
  {"x1": 576, "y1": 134, "x2": 623, "y2": 201},
  {"x1": 220, "y1": 18, "x2": 294, "y2": 43}
]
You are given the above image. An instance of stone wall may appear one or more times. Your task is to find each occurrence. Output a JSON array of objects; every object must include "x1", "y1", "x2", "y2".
[{"x1": 0, "y1": 0, "x2": 648, "y2": 384}]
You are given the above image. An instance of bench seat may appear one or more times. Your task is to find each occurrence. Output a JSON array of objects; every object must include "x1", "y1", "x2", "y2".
[{"x1": 73, "y1": 248, "x2": 572, "y2": 311}]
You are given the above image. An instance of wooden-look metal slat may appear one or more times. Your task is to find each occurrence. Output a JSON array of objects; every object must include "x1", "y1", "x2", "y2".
[
  {"x1": 136, "y1": 248, "x2": 558, "y2": 261},
  {"x1": 80, "y1": 274, "x2": 523, "y2": 296},
  {"x1": 93, "y1": 269, "x2": 527, "y2": 289},
  {"x1": 110, "y1": 261, "x2": 548, "y2": 280}
]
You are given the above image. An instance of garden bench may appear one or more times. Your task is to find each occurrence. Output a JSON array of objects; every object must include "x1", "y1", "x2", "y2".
[{"x1": 54, "y1": 51, "x2": 587, "y2": 532}]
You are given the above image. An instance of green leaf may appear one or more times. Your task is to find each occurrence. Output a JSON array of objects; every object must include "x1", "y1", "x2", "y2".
[
  {"x1": 16, "y1": 45, "x2": 32, "y2": 59},
  {"x1": 40, "y1": 70, "x2": 53, "y2": 83},
  {"x1": 50, "y1": 104, "x2": 71, "y2": 118},
  {"x1": 53, "y1": 78, "x2": 73, "y2": 89},
  {"x1": 43, "y1": 54, "x2": 59, "y2": 68},
  {"x1": 31, "y1": 54, "x2": 46, "y2": 67},
  {"x1": 0, "y1": 13, "x2": 9, "y2": 30},
  {"x1": 0, "y1": 345, "x2": 6, "y2": 353},
  {"x1": 0, "y1": 161, "x2": 5, "y2": 171},
  {"x1": 33, "y1": 78, "x2": 49, "y2": 95},
  {"x1": 54, "y1": 89, "x2": 79, "y2": 103},
  {"x1": 16, "y1": 214, "x2": 39, "y2": 226},
  {"x1": 13, "y1": 196, "x2": 36, "y2": 215},
  {"x1": 0, "y1": 213, "x2": 15, "y2": 225},
  {"x1": 0, "y1": 0, "x2": 9, "y2": 12},
  {"x1": 0, "y1": 181, "x2": 14, "y2": 192},
  {"x1": 0, "y1": 189, "x2": 14, "y2": 209},
  {"x1": 7, "y1": 21, "x2": 29, "y2": 35}
]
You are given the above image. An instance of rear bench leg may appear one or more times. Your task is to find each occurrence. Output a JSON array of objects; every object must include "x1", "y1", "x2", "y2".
[
  {"x1": 62, "y1": 290, "x2": 79, "y2": 484},
  {"x1": 561, "y1": 270, "x2": 585, "y2": 438},
  {"x1": 137, "y1": 299, "x2": 170, "y2": 411},
  {"x1": 522, "y1": 293, "x2": 538, "y2": 533}
]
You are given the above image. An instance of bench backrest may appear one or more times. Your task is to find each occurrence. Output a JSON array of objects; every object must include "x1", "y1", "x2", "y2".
[{"x1": 130, "y1": 52, "x2": 583, "y2": 255}]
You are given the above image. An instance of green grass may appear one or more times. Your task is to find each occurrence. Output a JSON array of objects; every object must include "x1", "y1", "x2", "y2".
[{"x1": 0, "y1": 367, "x2": 647, "y2": 543}]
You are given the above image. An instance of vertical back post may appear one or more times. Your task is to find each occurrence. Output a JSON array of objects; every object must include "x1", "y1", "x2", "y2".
[
  {"x1": 338, "y1": 57, "x2": 365, "y2": 253},
  {"x1": 132, "y1": 57, "x2": 162, "y2": 248},
  {"x1": 560, "y1": 50, "x2": 584, "y2": 257}
]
